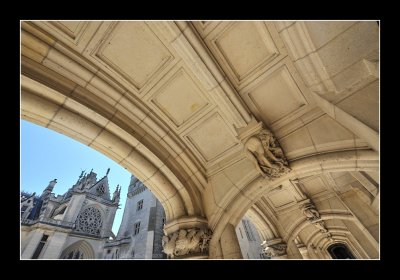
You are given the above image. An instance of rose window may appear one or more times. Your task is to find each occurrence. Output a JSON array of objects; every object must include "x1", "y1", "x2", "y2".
[{"x1": 76, "y1": 207, "x2": 103, "y2": 236}]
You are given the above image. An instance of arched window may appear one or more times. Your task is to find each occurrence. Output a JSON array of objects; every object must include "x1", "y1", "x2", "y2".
[
  {"x1": 327, "y1": 243, "x2": 355, "y2": 259},
  {"x1": 66, "y1": 251, "x2": 74, "y2": 259},
  {"x1": 60, "y1": 240, "x2": 95, "y2": 259},
  {"x1": 63, "y1": 249, "x2": 83, "y2": 259},
  {"x1": 75, "y1": 206, "x2": 103, "y2": 236}
]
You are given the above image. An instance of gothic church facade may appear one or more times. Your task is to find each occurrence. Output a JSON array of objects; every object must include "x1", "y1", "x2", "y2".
[{"x1": 21, "y1": 169, "x2": 120, "y2": 259}]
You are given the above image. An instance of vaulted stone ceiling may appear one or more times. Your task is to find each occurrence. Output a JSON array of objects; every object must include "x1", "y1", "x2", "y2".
[{"x1": 21, "y1": 21, "x2": 379, "y2": 258}]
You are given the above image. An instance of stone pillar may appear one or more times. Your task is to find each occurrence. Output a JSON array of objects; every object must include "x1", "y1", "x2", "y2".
[
  {"x1": 41, "y1": 231, "x2": 69, "y2": 259},
  {"x1": 162, "y1": 216, "x2": 212, "y2": 259},
  {"x1": 209, "y1": 238, "x2": 223, "y2": 259},
  {"x1": 220, "y1": 223, "x2": 243, "y2": 259},
  {"x1": 307, "y1": 245, "x2": 319, "y2": 259},
  {"x1": 314, "y1": 246, "x2": 326, "y2": 259},
  {"x1": 298, "y1": 245, "x2": 310, "y2": 259},
  {"x1": 262, "y1": 238, "x2": 288, "y2": 259},
  {"x1": 21, "y1": 229, "x2": 44, "y2": 259},
  {"x1": 286, "y1": 240, "x2": 303, "y2": 259}
]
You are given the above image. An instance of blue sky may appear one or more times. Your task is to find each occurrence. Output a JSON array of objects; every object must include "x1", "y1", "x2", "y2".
[{"x1": 21, "y1": 120, "x2": 132, "y2": 234}]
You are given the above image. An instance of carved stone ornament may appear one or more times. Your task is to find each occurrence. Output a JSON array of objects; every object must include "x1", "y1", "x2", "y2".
[
  {"x1": 302, "y1": 203, "x2": 321, "y2": 221},
  {"x1": 325, "y1": 232, "x2": 333, "y2": 240},
  {"x1": 314, "y1": 220, "x2": 328, "y2": 233},
  {"x1": 262, "y1": 242, "x2": 287, "y2": 258},
  {"x1": 244, "y1": 128, "x2": 291, "y2": 179},
  {"x1": 162, "y1": 228, "x2": 212, "y2": 259},
  {"x1": 302, "y1": 202, "x2": 330, "y2": 233}
]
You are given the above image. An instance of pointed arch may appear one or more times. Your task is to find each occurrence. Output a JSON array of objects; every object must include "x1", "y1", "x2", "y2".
[{"x1": 60, "y1": 240, "x2": 95, "y2": 259}]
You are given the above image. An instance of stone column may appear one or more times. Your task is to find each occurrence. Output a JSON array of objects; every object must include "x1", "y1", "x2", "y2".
[
  {"x1": 262, "y1": 238, "x2": 288, "y2": 259},
  {"x1": 298, "y1": 245, "x2": 310, "y2": 259},
  {"x1": 294, "y1": 236, "x2": 310, "y2": 259},
  {"x1": 286, "y1": 240, "x2": 303, "y2": 259},
  {"x1": 209, "y1": 238, "x2": 223, "y2": 259},
  {"x1": 162, "y1": 216, "x2": 212, "y2": 259},
  {"x1": 307, "y1": 245, "x2": 319, "y2": 259},
  {"x1": 220, "y1": 223, "x2": 243, "y2": 259}
]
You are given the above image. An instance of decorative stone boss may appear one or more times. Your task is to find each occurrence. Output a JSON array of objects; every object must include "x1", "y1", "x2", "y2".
[{"x1": 244, "y1": 128, "x2": 291, "y2": 179}]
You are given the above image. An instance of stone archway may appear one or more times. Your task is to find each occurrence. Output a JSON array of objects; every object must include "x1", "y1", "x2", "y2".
[
  {"x1": 21, "y1": 20, "x2": 379, "y2": 259},
  {"x1": 21, "y1": 75, "x2": 200, "y2": 223},
  {"x1": 208, "y1": 150, "x2": 379, "y2": 258},
  {"x1": 60, "y1": 240, "x2": 95, "y2": 259}
]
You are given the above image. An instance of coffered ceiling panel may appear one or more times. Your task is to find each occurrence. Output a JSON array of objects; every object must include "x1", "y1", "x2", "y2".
[
  {"x1": 204, "y1": 21, "x2": 285, "y2": 89},
  {"x1": 216, "y1": 22, "x2": 274, "y2": 78},
  {"x1": 245, "y1": 64, "x2": 307, "y2": 126},
  {"x1": 267, "y1": 189, "x2": 296, "y2": 208},
  {"x1": 184, "y1": 113, "x2": 240, "y2": 163},
  {"x1": 95, "y1": 22, "x2": 173, "y2": 91},
  {"x1": 191, "y1": 21, "x2": 221, "y2": 38},
  {"x1": 150, "y1": 68, "x2": 210, "y2": 129},
  {"x1": 300, "y1": 176, "x2": 328, "y2": 197},
  {"x1": 50, "y1": 21, "x2": 86, "y2": 40},
  {"x1": 30, "y1": 21, "x2": 95, "y2": 51}
]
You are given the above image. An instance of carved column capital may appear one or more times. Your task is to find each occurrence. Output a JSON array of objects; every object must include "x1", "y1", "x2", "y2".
[
  {"x1": 302, "y1": 202, "x2": 321, "y2": 222},
  {"x1": 301, "y1": 202, "x2": 332, "y2": 239},
  {"x1": 162, "y1": 228, "x2": 213, "y2": 259},
  {"x1": 261, "y1": 238, "x2": 287, "y2": 258},
  {"x1": 240, "y1": 122, "x2": 291, "y2": 180}
]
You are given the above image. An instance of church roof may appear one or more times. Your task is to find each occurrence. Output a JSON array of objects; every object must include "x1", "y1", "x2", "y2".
[{"x1": 88, "y1": 175, "x2": 112, "y2": 201}]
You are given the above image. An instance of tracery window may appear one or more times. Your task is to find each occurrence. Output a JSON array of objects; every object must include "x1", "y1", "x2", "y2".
[
  {"x1": 63, "y1": 249, "x2": 83, "y2": 259},
  {"x1": 97, "y1": 184, "x2": 106, "y2": 195},
  {"x1": 76, "y1": 206, "x2": 103, "y2": 236}
]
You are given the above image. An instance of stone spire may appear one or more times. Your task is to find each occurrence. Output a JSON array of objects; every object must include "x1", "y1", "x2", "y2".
[
  {"x1": 128, "y1": 175, "x2": 141, "y2": 195},
  {"x1": 113, "y1": 184, "x2": 121, "y2": 204},
  {"x1": 39, "y1": 179, "x2": 57, "y2": 219},
  {"x1": 41, "y1": 179, "x2": 57, "y2": 197}
]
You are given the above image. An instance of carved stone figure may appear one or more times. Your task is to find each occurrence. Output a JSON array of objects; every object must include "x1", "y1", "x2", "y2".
[
  {"x1": 325, "y1": 232, "x2": 333, "y2": 240},
  {"x1": 162, "y1": 231, "x2": 179, "y2": 259},
  {"x1": 244, "y1": 128, "x2": 290, "y2": 179},
  {"x1": 162, "y1": 228, "x2": 212, "y2": 258},
  {"x1": 302, "y1": 203, "x2": 320, "y2": 221},
  {"x1": 314, "y1": 221, "x2": 328, "y2": 233},
  {"x1": 174, "y1": 229, "x2": 189, "y2": 256},
  {"x1": 185, "y1": 229, "x2": 206, "y2": 254},
  {"x1": 262, "y1": 242, "x2": 287, "y2": 258},
  {"x1": 112, "y1": 185, "x2": 120, "y2": 204},
  {"x1": 301, "y1": 202, "x2": 331, "y2": 234},
  {"x1": 199, "y1": 230, "x2": 212, "y2": 253}
]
